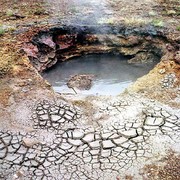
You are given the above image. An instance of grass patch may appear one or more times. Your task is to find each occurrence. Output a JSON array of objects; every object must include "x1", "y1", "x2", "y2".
[
  {"x1": 124, "y1": 17, "x2": 150, "y2": 26},
  {"x1": 98, "y1": 17, "x2": 117, "y2": 25}
]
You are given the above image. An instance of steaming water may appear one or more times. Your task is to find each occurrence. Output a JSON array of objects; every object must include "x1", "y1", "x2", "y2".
[{"x1": 43, "y1": 54, "x2": 157, "y2": 95}]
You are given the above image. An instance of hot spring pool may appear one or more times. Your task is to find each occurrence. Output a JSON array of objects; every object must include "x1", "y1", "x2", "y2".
[{"x1": 42, "y1": 54, "x2": 158, "y2": 95}]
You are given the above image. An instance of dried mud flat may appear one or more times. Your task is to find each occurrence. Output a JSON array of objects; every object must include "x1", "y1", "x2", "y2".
[{"x1": 0, "y1": 0, "x2": 180, "y2": 179}]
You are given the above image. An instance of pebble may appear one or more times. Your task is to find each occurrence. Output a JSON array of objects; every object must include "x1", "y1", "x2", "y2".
[
  {"x1": 22, "y1": 137, "x2": 39, "y2": 148},
  {"x1": 159, "y1": 68, "x2": 166, "y2": 74}
]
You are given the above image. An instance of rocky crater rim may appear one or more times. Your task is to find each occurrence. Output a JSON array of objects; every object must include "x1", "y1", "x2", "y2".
[{"x1": 22, "y1": 25, "x2": 180, "y2": 73}]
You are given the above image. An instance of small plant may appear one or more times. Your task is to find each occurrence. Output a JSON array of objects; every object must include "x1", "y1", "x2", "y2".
[
  {"x1": 98, "y1": 17, "x2": 116, "y2": 25},
  {"x1": 152, "y1": 19, "x2": 164, "y2": 27},
  {"x1": 176, "y1": 26, "x2": 180, "y2": 31},
  {"x1": 6, "y1": 9, "x2": 14, "y2": 17},
  {"x1": 0, "y1": 26, "x2": 5, "y2": 35},
  {"x1": 166, "y1": 10, "x2": 176, "y2": 15},
  {"x1": 33, "y1": 8, "x2": 45, "y2": 15},
  {"x1": 124, "y1": 17, "x2": 149, "y2": 26},
  {"x1": 148, "y1": 11, "x2": 157, "y2": 16}
]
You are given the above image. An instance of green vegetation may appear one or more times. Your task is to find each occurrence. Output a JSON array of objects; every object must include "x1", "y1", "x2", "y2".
[
  {"x1": 0, "y1": 26, "x2": 5, "y2": 35},
  {"x1": 152, "y1": 19, "x2": 164, "y2": 27},
  {"x1": 124, "y1": 17, "x2": 150, "y2": 26},
  {"x1": 98, "y1": 17, "x2": 117, "y2": 25},
  {"x1": 6, "y1": 9, "x2": 14, "y2": 16},
  {"x1": 148, "y1": 11, "x2": 157, "y2": 16},
  {"x1": 176, "y1": 26, "x2": 180, "y2": 31}
]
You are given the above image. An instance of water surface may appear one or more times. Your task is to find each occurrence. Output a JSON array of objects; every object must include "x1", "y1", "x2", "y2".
[{"x1": 43, "y1": 54, "x2": 157, "y2": 95}]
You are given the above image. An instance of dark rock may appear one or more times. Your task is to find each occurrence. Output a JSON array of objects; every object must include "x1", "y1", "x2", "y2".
[
  {"x1": 67, "y1": 74, "x2": 94, "y2": 90},
  {"x1": 21, "y1": 43, "x2": 38, "y2": 58},
  {"x1": 174, "y1": 51, "x2": 180, "y2": 64},
  {"x1": 128, "y1": 52, "x2": 159, "y2": 64}
]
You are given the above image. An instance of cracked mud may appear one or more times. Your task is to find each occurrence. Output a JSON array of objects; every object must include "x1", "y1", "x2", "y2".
[{"x1": 0, "y1": 97, "x2": 179, "y2": 180}]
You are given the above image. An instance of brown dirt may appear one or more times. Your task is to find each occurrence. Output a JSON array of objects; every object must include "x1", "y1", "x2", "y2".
[{"x1": 141, "y1": 151, "x2": 180, "y2": 180}]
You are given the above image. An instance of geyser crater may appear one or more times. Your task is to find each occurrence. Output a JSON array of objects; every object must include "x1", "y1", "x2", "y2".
[{"x1": 24, "y1": 25, "x2": 166, "y2": 96}]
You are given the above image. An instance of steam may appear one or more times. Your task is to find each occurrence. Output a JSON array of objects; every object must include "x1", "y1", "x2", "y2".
[{"x1": 45, "y1": 0, "x2": 113, "y2": 25}]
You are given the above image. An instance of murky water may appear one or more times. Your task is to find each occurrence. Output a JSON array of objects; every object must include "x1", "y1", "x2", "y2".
[{"x1": 43, "y1": 54, "x2": 158, "y2": 95}]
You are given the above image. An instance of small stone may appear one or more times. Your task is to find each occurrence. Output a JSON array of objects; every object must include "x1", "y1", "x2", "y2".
[
  {"x1": 159, "y1": 68, "x2": 166, "y2": 74},
  {"x1": 13, "y1": 170, "x2": 24, "y2": 179},
  {"x1": 22, "y1": 137, "x2": 39, "y2": 148},
  {"x1": 163, "y1": 78, "x2": 169, "y2": 83}
]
